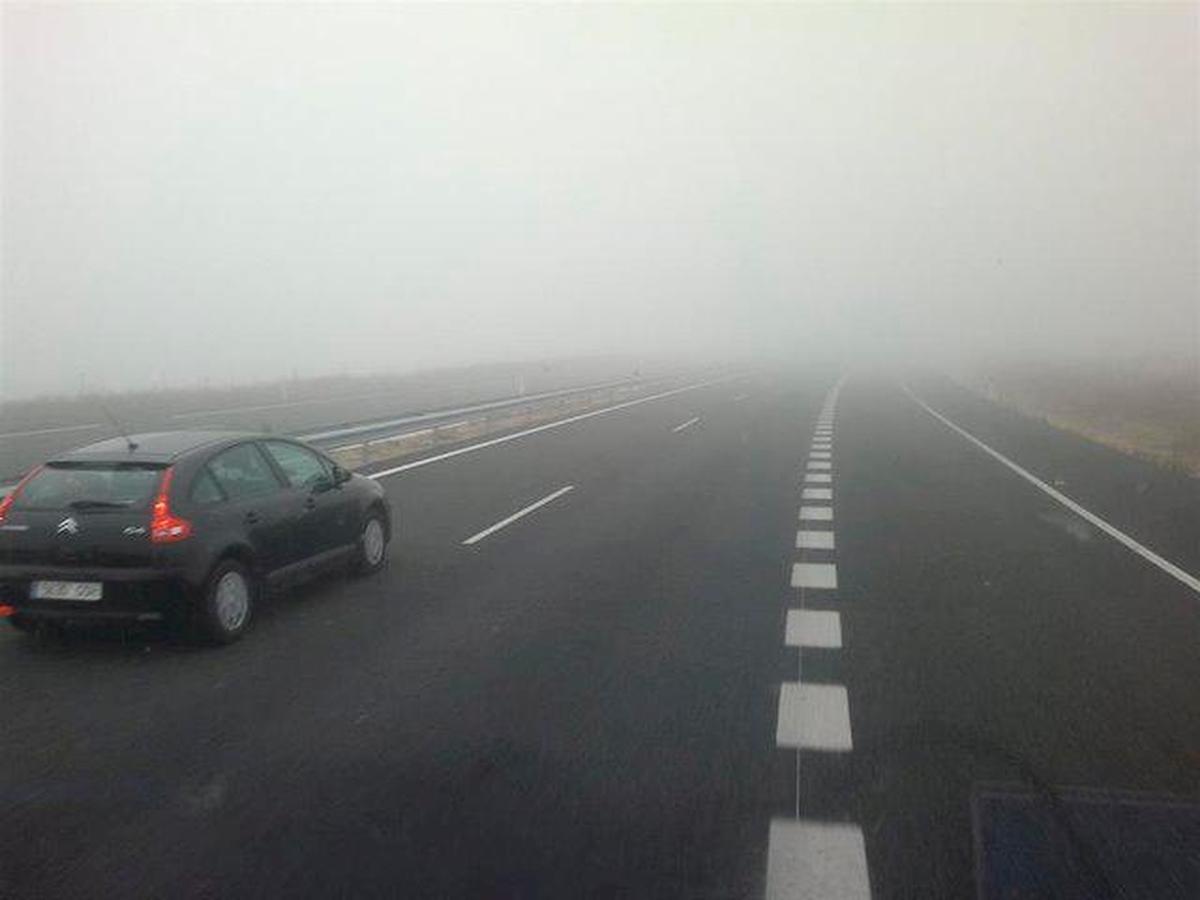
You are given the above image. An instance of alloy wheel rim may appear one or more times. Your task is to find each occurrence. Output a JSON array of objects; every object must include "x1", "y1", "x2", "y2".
[
  {"x1": 363, "y1": 519, "x2": 385, "y2": 566},
  {"x1": 215, "y1": 571, "x2": 249, "y2": 631}
]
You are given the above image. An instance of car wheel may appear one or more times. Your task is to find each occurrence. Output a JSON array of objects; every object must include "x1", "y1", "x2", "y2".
[
  {"x1": 353, "y1": 511, "x2": 388, "y2": 575},
  {"x1": 197, "y1": 560, "x2": 255, "y2": 644}
]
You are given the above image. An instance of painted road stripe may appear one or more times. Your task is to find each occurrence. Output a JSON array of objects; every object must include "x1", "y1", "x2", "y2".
[
  {"x1": 0, "y1": 423, "x2": 104, "y2": 440},
  {"x1": 791, "y1": 562, "x2": 837, "y2": 589},
  {"x1": 671, "y1": 416, "x2": 701, "y2": 433},
  {"x1": 462, "y1": 486, "x2": 575, "y2": 545},
  {"x1": 797, "y1": 530, "x2": 835, "y2": 550},
  {"x1": 765, "y1": 820, "x2": 871, "y2": 900},
  {"x1": 810, "y1": 450, "x2": 831, "y2": 459},
  {"x1": 786, "y1": 610, "x2": 842, "y2": 648},
  {"x1": 776, "y1": 683, "x2": 853, "y2": 750},
  {"x1": 807, "y1": 460, "x2": 832, "y2": 470},
  {"x1": 812, "y1": 442, "x2": 832, "y2": 450},
  {"x1": 907, "y1": 388, "x2": 1200, "y2": 596},
  {"x1": 370, "y1": 376, "x2": 736, "y2": 479},
  {"x1": 799, "y1": 506, "x2": 833, "y2": 521},
  {"x1": 803, "y1": 472, "x2": 833, "y2": 484},
  {"x1": 802, "y1": 487, "x2": 832, "y2": 501}
]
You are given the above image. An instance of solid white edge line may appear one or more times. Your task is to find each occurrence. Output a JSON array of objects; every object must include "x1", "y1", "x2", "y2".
[
  {"x1": 905, "y1": 387, "x2": 1200, "y2": 595},
  {"x1": 369, "y1": 376, "x2": 737, "y2": 479},
  {"x1": 672, "y1": 416, "x2": 701, "y2": 433},
  {"x1": 0, "y1": 422, "x2": 105, "y2": 440},
  {"x1": 462, "y1": 485, "x2": 575, "y2": 545}
]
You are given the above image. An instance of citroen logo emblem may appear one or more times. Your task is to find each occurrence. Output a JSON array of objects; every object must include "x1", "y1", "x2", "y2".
[{"x1": 56, "y1": 517, "x2": 80, "y2": 536}]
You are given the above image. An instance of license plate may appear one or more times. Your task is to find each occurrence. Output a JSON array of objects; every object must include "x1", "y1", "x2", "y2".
[{"x1": 30, "y1": 580, "x2": 104, "y2": 602}]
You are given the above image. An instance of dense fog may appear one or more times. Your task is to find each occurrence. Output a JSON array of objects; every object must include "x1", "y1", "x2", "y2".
[{"x1": 3, "y1": 2, "x2": 1195, "y2": 398}]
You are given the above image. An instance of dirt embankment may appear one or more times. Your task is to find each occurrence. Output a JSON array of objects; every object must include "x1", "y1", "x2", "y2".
[{"x1": 956, "y1": 361, "x2": 1200, "y2": 476}]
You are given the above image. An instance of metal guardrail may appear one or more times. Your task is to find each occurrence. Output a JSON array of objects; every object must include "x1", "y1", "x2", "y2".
[
  {"x1": 325, "y1": 381, "x2": 655, "y2": 471},
  {"x1": 0, "y1": 376, "x2": 685, "y2": 492},
  {"x1": 297, "y1": 376, "x2": 660, "y2": 444}
]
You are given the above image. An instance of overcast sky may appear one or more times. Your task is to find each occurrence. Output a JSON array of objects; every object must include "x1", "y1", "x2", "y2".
[{"x1": 2, "y1": 2, "x2": 1196, "y2": 398}]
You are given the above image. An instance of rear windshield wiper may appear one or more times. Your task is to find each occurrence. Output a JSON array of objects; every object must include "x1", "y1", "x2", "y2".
[{"x1": 67, "y1": 499, "x2": 135, "y2": 509}]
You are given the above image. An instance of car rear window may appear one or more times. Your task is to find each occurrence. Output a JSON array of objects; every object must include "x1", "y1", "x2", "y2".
[{"x1": 12, "y1": 462, "x2": 165, "y2": 512}]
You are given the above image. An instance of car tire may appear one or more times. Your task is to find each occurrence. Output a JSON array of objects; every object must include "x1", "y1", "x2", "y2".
[
  {"x1": 353, "y1": 510, "x2": 388, "y2": 576},
  {"x1": 196, "y1": 560, "x2": 255, "y2": 644}
]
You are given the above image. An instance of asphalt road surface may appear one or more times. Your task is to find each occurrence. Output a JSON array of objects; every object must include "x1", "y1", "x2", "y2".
[{"x1": 1, "y1": 372, "x2": 1197, "y2": 899}]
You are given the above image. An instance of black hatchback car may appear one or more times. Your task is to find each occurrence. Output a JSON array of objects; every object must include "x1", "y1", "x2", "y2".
[{"x1": 0, "y1": 431, "x2": 392, "y2": 643}]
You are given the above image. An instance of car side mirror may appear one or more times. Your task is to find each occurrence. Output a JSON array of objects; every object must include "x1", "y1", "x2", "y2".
[{"x1": 332, "y1": 465, "x2": 352, "y2": 486}]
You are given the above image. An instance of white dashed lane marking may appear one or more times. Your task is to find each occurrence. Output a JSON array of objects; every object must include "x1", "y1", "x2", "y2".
[
  {"x1": 776, "y1": 683, "x2": 853, "y2": 750},
  {"x1": 791, "y1": 562, "x2": 837, "y2": 589},
  {"x1": 768, "y1": 375, "x2": 871, "y2": 900},
  {"x1": 671, "y1": 416, "x2": 701, "y2": 433},
  {"x1": 461, "y1": 485, "x2": 575, "y2": 545},
  {"x1": 786, "y1": 610, "x2": 842, "y2": 648},
  {"x1": 796, "y1": 530, "x2": 835, "y2": 550},
  {"x1": 765, "y1": 820, "x2": 871, "y2": 900}
]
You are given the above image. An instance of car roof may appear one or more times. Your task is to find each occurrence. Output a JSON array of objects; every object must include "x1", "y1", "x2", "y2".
[{"x1": 50, "y1": 431, "x2": 270, "y2": 464}]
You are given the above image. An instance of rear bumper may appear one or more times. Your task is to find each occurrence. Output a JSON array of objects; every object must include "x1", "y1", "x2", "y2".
[{"x1": 0, "y1": 568, "x2": 192, "y2": 623}]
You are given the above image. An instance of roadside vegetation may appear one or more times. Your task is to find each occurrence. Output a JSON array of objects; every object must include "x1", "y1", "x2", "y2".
[{"x1": 959, "y1": 360, "x2": 1200, "y2": 476}]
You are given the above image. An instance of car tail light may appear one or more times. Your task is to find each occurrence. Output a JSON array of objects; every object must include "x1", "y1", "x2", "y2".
[
  {"x1": 0, "y1": 605, "x2": 14, "y2": 618},
  {"x1": 0, "y1": 465, "x2": 43, "y2": 524},
  {"x1": 150, "y1": 467, "x2": 192, "y2": 543}
]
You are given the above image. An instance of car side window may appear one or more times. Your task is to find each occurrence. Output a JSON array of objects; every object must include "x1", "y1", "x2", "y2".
[
  {"x1": 262, "y1": 441, "x2": 331, "y2": 490},
  {"x1": 190, "y1": 469, "x2": 225, "y2": 505},
  {"x1": 207, "y1": 443, "x2": 282, "y2": 501}
]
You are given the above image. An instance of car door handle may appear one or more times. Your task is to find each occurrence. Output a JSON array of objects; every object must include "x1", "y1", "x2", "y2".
[{"x1": 244, "y1": 511, "x2": 261, "y2": 525}]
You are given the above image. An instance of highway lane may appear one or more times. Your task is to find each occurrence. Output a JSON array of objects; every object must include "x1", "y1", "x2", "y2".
[
  {"x1": 2, "y1": 370, "x2": 1198, "y2": 898},
  {"x1": 0, "y1": 373, "x2": 819, "y2": 898},
  {"x1": 786, "y1": 377, "x2": 1199, "y2": 899}
]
